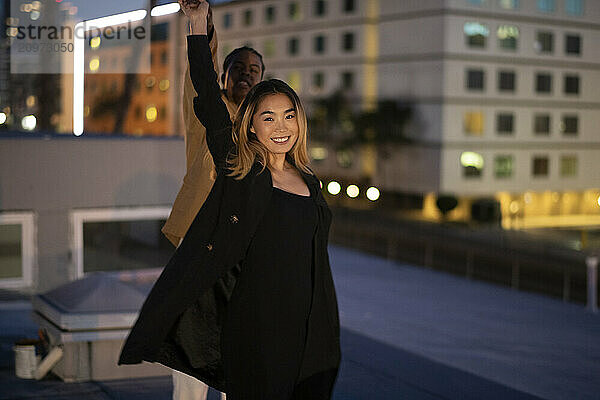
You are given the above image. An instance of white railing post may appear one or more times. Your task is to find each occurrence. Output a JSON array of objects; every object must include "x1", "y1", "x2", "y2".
[{"x1": 586, "y1": 256, "x2": 598, "y2": 313}]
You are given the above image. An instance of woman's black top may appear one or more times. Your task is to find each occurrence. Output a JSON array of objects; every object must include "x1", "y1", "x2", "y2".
[{"x1": 221, "y1": 187, "x2": 319, "y2": 399}]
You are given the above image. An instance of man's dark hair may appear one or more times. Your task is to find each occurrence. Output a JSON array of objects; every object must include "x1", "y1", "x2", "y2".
[{"x1": 220, "y1": 46, "x2": 265, "y2": 85}]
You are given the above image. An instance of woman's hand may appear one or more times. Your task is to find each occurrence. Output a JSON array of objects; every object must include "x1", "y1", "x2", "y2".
[{"x1": 179, "y1": 0, "x2": 210, "y2": 35}]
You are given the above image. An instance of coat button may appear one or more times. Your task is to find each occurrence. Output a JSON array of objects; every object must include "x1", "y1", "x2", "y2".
[
  {"x1": 229, "y1": 214, "x2": 239, "y2": 224},
  {"x1": 206, "y1": 243, "x2": 213, "y2": 251}
]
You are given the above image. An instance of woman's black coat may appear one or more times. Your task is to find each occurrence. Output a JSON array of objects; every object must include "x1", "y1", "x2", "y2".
[{"x1": 118, "y1": 35, "x2": 341, "y2": 393}]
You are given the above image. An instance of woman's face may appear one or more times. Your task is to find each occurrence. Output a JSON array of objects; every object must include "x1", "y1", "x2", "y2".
[{"x1": 251, "y1": 93, "x2": 299, "y2": 156}]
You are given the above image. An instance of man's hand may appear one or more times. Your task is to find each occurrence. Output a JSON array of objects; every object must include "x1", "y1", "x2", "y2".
[{"x1": 179, "y1": 0, "x2": 210, "y2": 34}]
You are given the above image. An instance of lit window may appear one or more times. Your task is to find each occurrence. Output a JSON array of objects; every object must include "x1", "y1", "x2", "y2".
[
  {"x1": 310, "y1": 146, "x2": 328, "y2": 161},
  {"x1": 537, "y1": 0, "x2": 555, "y2": 12},
  {"x1": 243, "y1": 9, "x2": 253, "y2": 26},
  {"x1": 145, "y1": 76, "x2": 156, "y2": 89},
  {"x1": 499, "y1": 0, "x2": 519, "y2": 9},
  {"x1": 532, "y1": 156, "x2": 549, "y2": 177},
  {"x1": 288, "y1": 37, "x2": 299, "y2": 55},
  {"x1": 535, "y1": 31, "x2": 553, "y2": 53},
  {"x1": 264, "y1": 39, "x2": 276, "y2": 58},
  {"x1": 496, "y1": 113, "x2": 514, "y2": 134},
  {"x1": 560, "y1": 155, "x2": 577, "y2": 177},
  {"x1": 466, "y1": 69, "x2": 485, "y2": 91},
  {"x1": 343, "y1": 0, "x2": 355, "y2": 13},
  {"x1": 265, "y1": 6, "x2": 276, "y2": 23},
  {"x1": 498, "y1": 70, "x2": 516, "y2": 91},
  {"x1": 565, "y1": 34, "x2": 581, "y2": 55},
  {"x1": 535, "y1": 73, "x2": 552, "y2": 93},
  {"x1": 342, "y1": 32, "x2": 355, "y2": 52},
  {"x1": 564, "y1": 74, "x2": 579, "y2": 95},
  {"x1": 534, "y1": 114, "x2": 551, "y2": 135},
  {"x1": 314, "y1": 35, "x2": 326, "y2": 54},
  {"x1": 460, "y1": 151, "x2": 484, "y2": 177},
  {"x1": 497, "y1": 25, "x2": 519, "y2": 50},
  {"x1": 565, "y1": 0, "x2": 583, "y2": 16},
  {"x1": 146, "y1": 105, "x2": 158, "y2": 123},
  {"x1": 464, "y1": 111, "x2": 485, "y2": 136},
  {"x1": 287, "y1": 71, "x2": 302, "y2": 92},
  {"x1": 223, "y1": 13, "x2": 233, "y2": 29},
  {"x1": 464, "y1": 22, "x2": 489, "y2": 48},
  {"x1": 289, "y1": 2, "x2": 302, "y2": 21},
  {"x1": 315, "y1": 0, "x2": 327, "y2": 16},
  {"x1": 494, "y1": 155, "x2": 514, "y2": 178},
  {"x1": 159, "y1": 79, "x2": 170, "y2": 92},
  {"x1": 561, "y1": 115, "x2": 578, "y2": 135}
]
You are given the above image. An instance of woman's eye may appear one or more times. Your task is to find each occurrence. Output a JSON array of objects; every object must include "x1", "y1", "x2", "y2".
[
  {"x1": 264, "y1": 117, "x2": 273, "y2": 122},
  {"x1": 285, "y1": 114, "x2": 296, "y2": 119}
]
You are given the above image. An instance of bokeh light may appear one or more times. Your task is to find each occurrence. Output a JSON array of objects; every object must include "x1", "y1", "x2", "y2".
[
  {"x1": 366, "y1": 187, "x2": 380, "y2": 201},
  {"x1": 327, "y1": 181, "x2": 341, "y2": 195},
  {"x1": 346, "y1": 184, "x2": 359, "y2": 198},
  {"x1": 21, "y1": 115, "x2": 37, "y2": 131}
]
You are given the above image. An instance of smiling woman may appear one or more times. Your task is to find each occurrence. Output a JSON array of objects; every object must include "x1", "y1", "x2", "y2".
[{"x1": 118, "y1": 1, "x2": 341, "y2": 399}]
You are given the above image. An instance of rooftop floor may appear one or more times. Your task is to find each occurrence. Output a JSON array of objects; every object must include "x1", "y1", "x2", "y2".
[{"x1": 1, "y1": 245, "x2": 598, "y2": 399}]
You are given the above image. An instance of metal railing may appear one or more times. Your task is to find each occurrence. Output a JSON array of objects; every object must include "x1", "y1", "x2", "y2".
[{"x1": 329, "y1": 207, "x2": 598, "y2": 312}]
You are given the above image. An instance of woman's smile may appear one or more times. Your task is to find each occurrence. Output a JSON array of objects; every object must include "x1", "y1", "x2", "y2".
[{"x1": 271, "y1": 135, "x2": 291, "y2": 144}]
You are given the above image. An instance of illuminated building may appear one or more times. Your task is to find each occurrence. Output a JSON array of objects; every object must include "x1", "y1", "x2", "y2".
[
  {"x1": 83, "y1": 19, "x2": 181, "y2": 136},
  {"x1": 212, "y1": 0, "x2": 600, "y2": 228}
]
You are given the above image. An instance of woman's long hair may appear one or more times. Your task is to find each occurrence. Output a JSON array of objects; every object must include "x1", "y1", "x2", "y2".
[{"x1": 227, "y1": 79, "x2": 311, "y2": 179}]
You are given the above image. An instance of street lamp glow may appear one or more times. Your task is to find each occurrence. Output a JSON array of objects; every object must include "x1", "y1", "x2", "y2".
[
  {"x1": 366, "y1": 187, "x2": 380, "y2": 201},
  {"x1": 85, "y1": 10, "x2": 147, "y2": 30},
  {"x1": 151, "y1": 3, "x2": 181, "y2": 17},
  {"x1": 327, "y1": 181, "x2": 341, "y2": 195},
  {"x1": 21, "y1": 115, "x2": 36, "y2": 131},
  {"x1": 346, "y1": 184, "x2": 359, "y2": 198},
  {"x1": 0, "y1": 112, "x2": 6, "y2": 125},
  {"x1": 597, "y1": 195, "x2": 600, "y2": 207}
]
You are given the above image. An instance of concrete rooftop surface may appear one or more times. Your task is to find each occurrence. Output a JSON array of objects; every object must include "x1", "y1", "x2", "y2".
[{"x1": 1, "y1": 245, "x2": 599, "y2": 399}]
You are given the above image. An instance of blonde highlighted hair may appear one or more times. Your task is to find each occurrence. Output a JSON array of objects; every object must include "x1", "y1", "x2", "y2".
[{"x1": 226, "y1": 79, "x2": 312, "y2": 179}]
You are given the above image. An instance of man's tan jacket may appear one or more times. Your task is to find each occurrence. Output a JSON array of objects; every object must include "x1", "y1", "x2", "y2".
[{"x1": 162, "y1": 33, "x2": 238, "y2": 246}]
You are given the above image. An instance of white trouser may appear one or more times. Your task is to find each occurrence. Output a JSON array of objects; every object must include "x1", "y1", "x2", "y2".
[{"x1": 172, "y1": 369, "x2": 226, "y2": 400}]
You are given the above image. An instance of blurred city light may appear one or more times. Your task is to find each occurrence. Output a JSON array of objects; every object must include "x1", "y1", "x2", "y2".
[
  {"x1": 145, "y1": 105, "x2": 157, "y2": 123},
  {"x1": 159, "y1": 79, "x2": 170, "y2": 91},
  {"x1": 327, "y1": 181, "x2": 341, "y2": 195},
  {"x1": 509, "y1": 201, "x2": 519, "y2": 214},
  {"x1": 21, "y1": 115, "x2": 36, "y2": 131},
  {"x1": 26, "y1": 95, "x2": 36, "y2": 108},
  {"x1": 0, "y1": 112, "x2": 6, "y2": 125},
  {"x1": 310, "y1": 146, "x2": 328, "y2": 161},
  {"x1": 346, "y1": 184, "x2": 359, "y2": 198},
  {"x1": 85, "y1": 10, "x2": 147, "y2": 30},
  {"x1": 151, "y1": 3, "x2": 181, "y2": 17},
  {"x1": 89, "y1": 57, "x2": 100, "y2": 72},
  {"x1": 597, "y1": 196, "x2": 600, "y2": 207},
  {"x1": 73, "y1": 9, "x2": 148, "y2": 136},
  {"x1": 366, "y1": 187, "x2": 380, "y2": 201},
  {"x1": 460, "y1": 151, "x2": 484, "y2": 169},
  {"x1": 90, "y1": 37, "x2": 101, "y2": 49}
]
